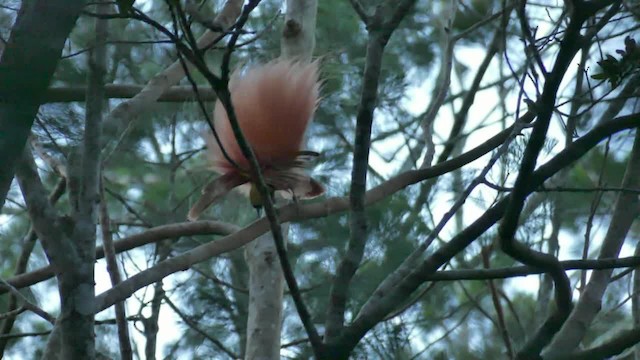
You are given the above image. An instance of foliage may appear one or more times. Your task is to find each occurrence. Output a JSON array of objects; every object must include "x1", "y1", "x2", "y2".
[{"x1": 592, "y1": 36, "x2": 640, "y2": 88}]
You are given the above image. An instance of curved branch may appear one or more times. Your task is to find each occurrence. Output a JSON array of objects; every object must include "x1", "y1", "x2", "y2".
[
  {"x1": 550, "y1": 327, "x2": 640, "y2": 360},
  {"x1": 92, "y1": 112, "x2": 639, "y2": 316},
  {"x1": 343, "y1": 112, "x2": 640, "y2": 350},
  {"x1": 1, "y1": 221, "x2": 239, "y2": 294},
  {"x1": 497, "y1": 9, "x2": 591, "y2": 357},
  {"x1": 545, "y1": 129, "x2": 640, "y2": 355},
  {"x1": 427, "y1": 256, "x2": 640, "y2": 281}
]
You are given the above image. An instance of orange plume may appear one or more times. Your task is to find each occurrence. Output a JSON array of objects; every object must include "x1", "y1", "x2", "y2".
[{"x1": 188, "y1": 59, "x2": 324, "y2": 221}]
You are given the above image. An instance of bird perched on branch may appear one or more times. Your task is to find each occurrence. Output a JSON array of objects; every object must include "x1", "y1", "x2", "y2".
[{"x1": 188, "y1": 59, "x2": 325, "y2": 221}]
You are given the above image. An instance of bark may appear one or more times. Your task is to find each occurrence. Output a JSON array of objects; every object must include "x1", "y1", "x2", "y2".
[
  {"x1": 244, "y1": 226, "x2": 288, "y2": 360},
  {"x1": 0, "y1": 0, "x2": 85, "y2": 211},
  {"x1": 21, "y1": 2, "x2": 105, "y2": 356},
  {"x1": 281, "y1": 0, "x2": 318, "y2": 62},
  {"x1": 94, "y1": 2, "x2": 133, "y2": 359},
  {"x1": 244, "y1": 1, "x2": 318, "y2": 358}
]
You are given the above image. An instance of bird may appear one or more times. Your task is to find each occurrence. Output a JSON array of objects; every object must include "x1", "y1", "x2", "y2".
[{"x1": 188, "y1": 59, "x2": 325, "y2": 221}]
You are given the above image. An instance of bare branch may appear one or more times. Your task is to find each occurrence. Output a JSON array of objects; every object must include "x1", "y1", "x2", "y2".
[
  {"x1": 436, "y1": 29, "x2": 503, "y2": 164},
  {"x1": 497, "y1": 9, "x2": 592, "y2": 357},
  {"x1": 0, "y1": 278, "x2": 55, "y2": 325},
  {"x1": 2, "y1": 221, "x2": 239, "y2": 294},
  {"x1": 93, "y1": 112, "x2": 640, "y2": 322},
  {"x1": 15, "y1": 148, "x2": 78, "y2": 273},
  {"x1": 99, "y1": 180, "x2": 132, "y2": 360},
  {"x1": 347, "y1": 0, "x2": 369, "y2": 25},
  {"x1": 419, "y1": 0, "x2": 458, "y2": 168},
  {"x1": 0, "y1": 177, "x2": 64, "y2": 353},
  {"x1": 483, "y1": 247, "x2": 514, "y2": 358},
  {"x1": 324, "y1": 32, "x2": 386, "y2": 342},
  {"x1": 0, "y1": 0, "x2": 85, "y2": 210},
  {"x1": 545, "y1": 130, "x2": 640, "y2": 355},
  {"x1": 344, "y1": 113, "x2": 640, "y2": 352},
  {"x1": 427, "y1": 256, "x2": 640, "y2": 281},
  {"x1": 44, "y1": 84, "x2": 219, "y2": 103},
  {"x1": 550, "y1": 327, "x2": 640, "y2": 360},
  {"x1": 100, "y1": 0, "x2": 244, "y2": 146}
]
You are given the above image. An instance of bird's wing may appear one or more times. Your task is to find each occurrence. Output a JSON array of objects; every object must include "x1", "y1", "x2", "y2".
[{"x1": 187, "y1": 172, "x2": 248, "y2": 221}]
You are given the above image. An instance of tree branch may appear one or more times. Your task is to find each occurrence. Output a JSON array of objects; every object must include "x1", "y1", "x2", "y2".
[
  {"x1": 92, "y1": 112, "x2": 640, "y2": 328},
  {"x1": 324, "y1": 2, "x2": 418, "y2": 350},
  {"x1": 549, "y1": 327, "x2": 640, "y2": 360},
  {"x1": 100, "y1": 0, "x2": 243, "y2": 147},
  {"x1": 545, "y1": 129, "x2": 640, "y2": 355},
  {"x1": 497, "y1": 10, "x2": 591, "y2": 357},
  {"x1": 324, "y1": 32, "x2": 386, "y2": 343},
  {"x1": 343, "y1": 112, "x2": 640, "y2": 351},
  {"x1": 427, "y1": 256, "x2": 640, "y2": 281},
  {"x1": 44, "y1": 84, "x2": 218, "y2": 103},
  {"x1": 0, "y1": 0, "x2": 85, "y2": 211},
  {"x1": 0, "y1": 278, "x2": 55, "y2": 324},
  {"x1": 2, "y1": 221, "x2": 239, "y2": 294},
  {"x1": 15, "y1": 148, "x2": 78, "y2": 273}
]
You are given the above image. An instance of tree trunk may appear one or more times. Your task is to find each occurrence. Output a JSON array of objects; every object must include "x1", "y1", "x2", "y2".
[
  {"x1": 243, "y1": 1, "x2": 318, "y2": 358},
  {"x1": 0, "y1": 0, "x2": 85, "y2": 211},
  {"x1": 244, "y1": 227, "x2": 287, "y2": 359}
]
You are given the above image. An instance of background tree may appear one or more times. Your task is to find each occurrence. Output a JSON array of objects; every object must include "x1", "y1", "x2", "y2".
[{"x1": 1, "y1": 0, "x2": 640, "y2": 359}]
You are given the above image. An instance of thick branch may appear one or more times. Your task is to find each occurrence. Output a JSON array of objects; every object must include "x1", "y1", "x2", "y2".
[
  {"x1": 44, "y1": 85, "x2": 218, "y2": 103},
  {"x1": 92, "y1": 113, "x2": 640, "y2": 319},
  {"x1": 325, "y1": 1, "x2": 418, "y2": 346},
  {"x1": 497, "y1": 10, "x2": 590, "y2": 357},
  {"x1": 0, "y1": 0, "x2": 85, "y2": 211},
  {"x1": 545, "y1": 129, "x2": 640, "y2": 355},
  {"x1": 343, "y1": 113, "x2": 640, "y2": 351},
  {"x1": 549, "y1": 327, "x2": 640, "y2": 360},
  {"x1": 0, "y1": 178, "x2": 65, "y2": 353},
  {"x1": 427, "y1": 256, "x2": 640, "y2": 281},
  {"x1": 15, "y1": 149, "x2": 78, "y2": 273},
  {"x1": 2, "y1": 221, "x2": 238, "y2": 294},
  {"x1": 325, "y1": 33, "x2": 386, "y2": 342}
]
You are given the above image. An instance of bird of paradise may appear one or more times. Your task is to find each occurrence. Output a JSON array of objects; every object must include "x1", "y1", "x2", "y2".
[{"x1": 188, "y1": 59, "x2": 324, "y2": 221}]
